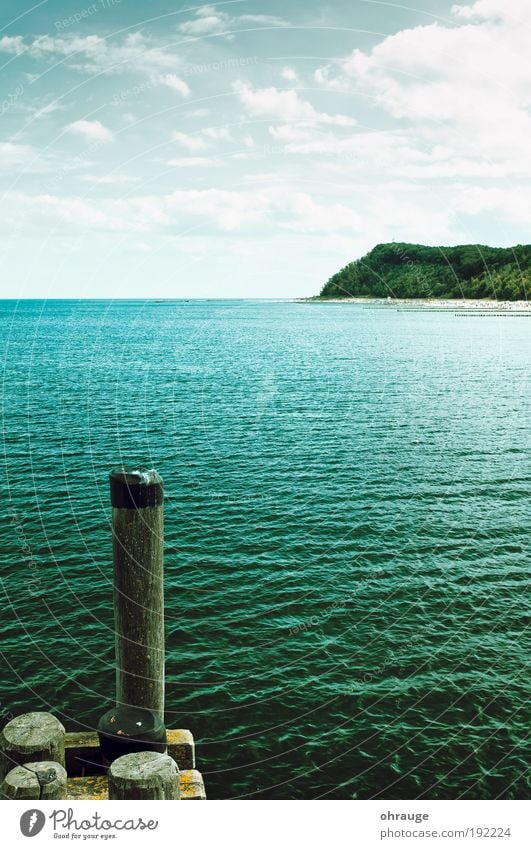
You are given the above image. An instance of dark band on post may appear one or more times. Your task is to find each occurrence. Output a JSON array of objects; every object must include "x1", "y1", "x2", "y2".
[{"x1": 110, "y1": 469, "x2": 164, "y2": 509}]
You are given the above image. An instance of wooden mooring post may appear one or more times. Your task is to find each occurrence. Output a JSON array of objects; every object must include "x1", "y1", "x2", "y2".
[
  {"x1": 2, "y1": 761, "x2": 67, "y2": 800},
  {"x1": 108, "y1": 751, "x2": 180, "y2": 800},
  {"x1": 110, "y1": 468, "x2": 165, "y2": 718},
  {"x1": 1, "y1": 467, "x2": 206, "y2": 800},
  {"x1": 0, "y1": 713, "x2": 65, "y2": 781}
]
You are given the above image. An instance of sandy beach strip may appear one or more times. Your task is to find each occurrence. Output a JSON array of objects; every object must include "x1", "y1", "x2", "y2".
[{"x1": 298, "y1": 297, "x2": 531, "y2": 311}]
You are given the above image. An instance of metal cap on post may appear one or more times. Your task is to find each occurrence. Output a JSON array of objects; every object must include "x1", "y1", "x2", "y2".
[{"x1": 110, "y1": 468, "x2": 165, "y2": 720}]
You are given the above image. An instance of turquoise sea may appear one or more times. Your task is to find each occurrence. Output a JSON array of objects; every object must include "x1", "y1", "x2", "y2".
[{"x1": 0, "y1": 299, "x2": 529, "y2": 799}]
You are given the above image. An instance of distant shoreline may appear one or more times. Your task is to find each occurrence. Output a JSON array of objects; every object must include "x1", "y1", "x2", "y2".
[
  {"x1": 319, "y1": 243, "x2": 531, "y2": 301},
  {"x1": 298, "y1": 297, "x2": 531, "y2": 311}
]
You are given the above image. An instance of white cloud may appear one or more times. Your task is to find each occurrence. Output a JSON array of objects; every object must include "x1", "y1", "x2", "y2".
[
  {"x1": 172, "y1": 131, "x2": 209, "y2": 151},
  {"x1": 281, "y1": 67, "x2": 299, "y2": 84},
  {"x1": 0, "y1": 142, "x2": 60, "y2": 175},
  {"x1": 455, "y1": 185, "x2": 531, "y2": 225},
  {"x1": 267, "y1": 125, "x2": 511, "y2": 180},
  {"x1": 0, "y1": 32, "x2": 181, "y2": 77},
  {"x1": 451, "y1": 0, "x2": 528, "y2": 21},
  {"x1": 3, "y1": 192, "x2": 136, "y2": 231},
  {"x1": 172, "y1": 127, "x2": 234, "y2": 153},
  {"x1": 0, "y1": 142, "x2": 35, "y2": 169},
  {"x1": 164, "y1": 188, "x2": 264, "y2": 231},
  {"x1": 0, "y1": 187, "x2": 366, "y2": 236},
  {"x1": 233, "y1": 80, "x2": 356, "y2": 126},
  {"x1": 281, "y1": 191, "x2": 362, "y2": 234},
  {"x1": 2, "y1": 0, "x2": 529, "y2": 278},
  {"x1": 179, "y1": 14, "x2": 225, "y2": 37},
  {"x1": 161, "y1": 188, "x2": 363, "y2": 233},
  {"x1": 202, "y1": 126, "x2": 232, "y2": 141},
  {"x1": 32, "y1": 100, "x2": 64, "y2": 120},
  {"x1": 0, "y1": 35, "x2": 25, "y2": 54},
  {"x1": 237, "y1": 15, "x2": 288, "y2": 26},
  {"x1": 77, "y1": 173, "x2": 140, "y2": 184},
  {"x1": 314, "y1": 3, "x2": 531, "y2": 178},
  {"x1": 178, "y1": 5, "x2": 288, "y2": 38},
  {"x1": 66, "y1": 119, "x2": 114, "y2": 142},
  {"x1": 159, "y1": 73, "x2": 190, "y2": 97},
  {"x1": 185, "y1": 108, "x2": 210, "y2": 119},
  {"x1": 168, "y1": 157, "x2": 223, "y2": 167}
]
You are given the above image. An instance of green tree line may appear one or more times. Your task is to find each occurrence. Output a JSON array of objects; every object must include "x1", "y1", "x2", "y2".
[{"x1": 320, "y1": 243, "x2": 531, "y2": 300}]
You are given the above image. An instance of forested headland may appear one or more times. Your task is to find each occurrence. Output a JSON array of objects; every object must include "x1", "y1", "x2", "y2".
[{"x1": 320, "y1": 243, "x2": 531, "y2": 300}]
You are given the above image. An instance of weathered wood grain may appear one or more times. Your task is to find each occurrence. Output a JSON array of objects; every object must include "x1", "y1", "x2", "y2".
[
  {"x1": 0, "y1": 713, "x2": 65, "y2": 781},
  {"x1": 110, "y1": 469, "x2": 165, "y2": 717},
  {"x1": 108, "y1": 751, "x2": 179, "y2": 800},
  {"x1": 1, "y1": 761, "x2": 67, "y2": 800},
  {"x1": 67, "y1": 769, "x2": 206, "y2": 800}
]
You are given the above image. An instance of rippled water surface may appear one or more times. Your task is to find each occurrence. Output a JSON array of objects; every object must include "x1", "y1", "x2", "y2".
[{"x1": 1, "y1": 299, "x2": 529, "y2": 799}]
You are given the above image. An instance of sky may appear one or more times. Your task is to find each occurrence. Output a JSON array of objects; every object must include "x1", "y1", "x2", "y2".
[{"x1": 1, "y1": 0, "x2": 530, "y2": 298}]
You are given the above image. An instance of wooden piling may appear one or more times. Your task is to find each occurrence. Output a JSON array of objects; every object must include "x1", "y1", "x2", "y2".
[
  {"x1": 108, "y1": 751, "x2": 179, "y2": 800},
  {"x1": 64, "y1": 728, "x2": 196, "y2": 776},
  {"x1": 66, "y1": 768, "x2": 206, "y2": 801},
  {"x1": 0, "y1": 468, "x2": 208, "y2": 803},
  {"x1": 0, "y1": 713, "x2": 65, "y2": 781},
  {"x1": 1, "y1": 761, "x2": 67, "y2": 800},
  {"x1": 110, "y1": 469, "x2": 165, "y2": 718}
]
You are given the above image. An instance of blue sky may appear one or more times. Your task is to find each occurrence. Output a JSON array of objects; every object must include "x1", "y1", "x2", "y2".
[{"x1": 1, "y1": 0, "x2": 530, "y2": 297}]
